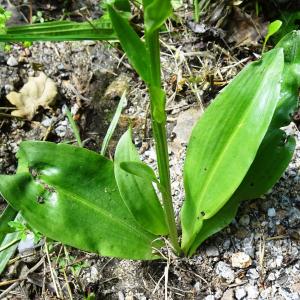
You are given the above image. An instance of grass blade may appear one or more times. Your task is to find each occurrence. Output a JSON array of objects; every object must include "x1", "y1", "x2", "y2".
[{"x1": 101, "y1": 91, "x2": 126, "y2": 156}]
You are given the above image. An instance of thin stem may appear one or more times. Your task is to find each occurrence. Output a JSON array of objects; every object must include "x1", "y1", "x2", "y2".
[
  {"x1": 145, "y1": 31, "x2": 181, "y2": 254},
  {"x1": 194, "y1": 0, "x2": 200, "y2": 23}
]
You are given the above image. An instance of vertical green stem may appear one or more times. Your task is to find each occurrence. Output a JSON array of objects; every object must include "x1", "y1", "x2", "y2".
[
  {"x1": 145, "y1": 31, "x2": 181, "y2": 254},
  {"x1": 194, "y1": 0, "x2": 200, "y2": 23}
]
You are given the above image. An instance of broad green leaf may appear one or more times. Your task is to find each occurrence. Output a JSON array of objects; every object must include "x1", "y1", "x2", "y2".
[
  {"x1": 181, "y1": 48, "x2": 284, "y2": 252},
  {"x1": 120, "y1": 161, "x2": 159, "y2": 185},
  {"x1": 115, "y1": 129, "x2": 168, "y2": 235},
  {"x1": 184, "y1": 31, "x2": 300, "y2": 255},
  {"x1": 144, "y1": 0, "x2": 172, "y2": 34},
  {"x1": 0, "y1": 213, "x2": 23, "y2": 275},
  {"x1": 0, "y1": 142, "x2": 163, "y2": 260},
  {"x1": 188, "y1": 129, "x2": 296, "y2": 256},
  {"x1": 0, "y1": 19, "x2": 116, "y2": 42},
  {"x1": 270, "y1": 31, "x2": 300, "y2": 128},
  {"x1": 108, "y1": 6, "x2": 150, "y2": 83}
]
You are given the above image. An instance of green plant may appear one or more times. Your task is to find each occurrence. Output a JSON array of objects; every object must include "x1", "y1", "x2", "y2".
[
  {"x1": 0, "y1": 1, "x2": 299, "y2": 261},
  {"x1": 262, "y1": 20, "x2": 282, "y2": 53},
  {"x1": 32, "y1": 11, "x2": 45, "y2": 24}
]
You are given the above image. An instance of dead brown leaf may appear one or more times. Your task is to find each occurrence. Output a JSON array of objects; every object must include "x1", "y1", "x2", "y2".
[
  {"x1": 6, "y1": 72, "x2": 57, "y2": 120},
  {"x1": 226, "y1": 7, "x2": 268, "y2": 46}
]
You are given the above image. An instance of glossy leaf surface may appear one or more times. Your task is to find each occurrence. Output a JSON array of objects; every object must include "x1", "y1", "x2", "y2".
[
  {"x1": 108, "y1": 6, "x2": 150, "y2": 83},
  {"x1": 182, "y1": 49, "x2": 284, "y2": 251},
  {"x1": 115, "y1": 130, "x2": 168, "y2": 235},
  {"x1": 0, "y1": 142, "x2": 162, "y2": 260},
  {"x1": 188, "y1": 129, "x2": 295, "y2": 255}
]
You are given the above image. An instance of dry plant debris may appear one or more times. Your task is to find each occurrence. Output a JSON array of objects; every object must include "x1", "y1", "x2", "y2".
[{"x1": 6, "y1": 72, "x2": 57, "y2": 120}]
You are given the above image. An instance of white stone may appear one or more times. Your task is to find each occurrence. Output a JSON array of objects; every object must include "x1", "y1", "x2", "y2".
[
  {"x1": 7, "y1": 56, "x2": 18, "y2": 66},
  {"x1": 267, "y1": 208, "x2": 276, "y2": 217},
  {"x1": 18, "y1": 232, "x2": 35, "y2": 253},
  {"x1": 206, "y1": 245, "x2": 219, "y2": 257},
  {"x1": 221, "y1": 289, "x2": 234, "y2": 300},
  {"x1": 204, "y1": 296, "x2": 215, "y2": 300},
  {"x1": 239, "y1": 214, "x2": 250, "y2": 226},
  {"x1": 245, "y1": 285, "x2": 259, "y2": 299},
  {"x1": 216, "y1": 261, "x2": 235, "y2": 283},
  {"x1": 231, "y1": 252, "x2": 252, "y2": 269},
  {"x1": 247, "y1": 268, "x2": 260, "y2": 280},
  {"x1": 235, "y1": 287, "x2": 247, "y2": 300}
]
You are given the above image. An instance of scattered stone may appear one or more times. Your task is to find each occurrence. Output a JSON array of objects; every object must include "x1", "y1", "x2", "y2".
[
  {"x1": 172, "y1": 108, "x2": 202, "y2": 144},
  {"x1": 267, "y1": 207, "x2": 276, "y2": 217},
  {"x1": 7, "y1": 56, "x2": 18, "y2": 67},
  {"x1": 268, "y1": 273, "x2": 276, "y2": 281},
  {"x1": 55, "y1": 125, "x2": 67, "y2": 137},
  {"x1": 247, "y1": 268, "x2": 259, "y2": 280},
  {"x1": 288, "y1": 207, "x2": 300, "y2": 227},
  {"x1": 239, "y1": 214, "x2": 250, "y2": 226},
  {"x1": 292, "y1": 282, "x2": 300, "y2": 293},
  {"x1": 18, "y1": 232, "x2": 35, "y2": 253},
  {"x1": 235, "y1": 287, "x2": 247, "y2": 300},
  {"x1": 204, "y1": 295, "x2": 215, "y2": 300},
  {"x1": 216, "y1": 261, "x2": 235, "y2": 283},
  {"x1": 118, "y1": 291, "x2": 125, "y2": 300},
  {"x1": 221, "y1": 288, "x2": 234, "y2": 300},
  {"x1": 41, "y1": 117, "x2": 53, "y2": 127},
  {"x1": 231, "y1": 252, "x2": 252, "y2": 269},
  {"x1": 206, "y1": 245, "x2": 219, "y2": 257},
  {"x1": 194, "y1": 282, "x2": 201, "y2": 293},
  {"x1": 242, "y1": 235, "x2": 255, "y2": 257},
  {"x1": 245, "y1": 285, "x2": 259, "y2": 299}
]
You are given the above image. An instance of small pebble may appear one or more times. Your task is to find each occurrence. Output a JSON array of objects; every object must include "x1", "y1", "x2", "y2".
[
  {"x1": 221, "y1": 288, "x2": 234, "y2": 300},
  {"x1": 205, "y1": 245, "x2": 219, "y2": 257},
  {"x1": 247, "y1": 268, "x2": 259, "y2": 280},
  {"x1": 289, "y1": 207, "x2": 300, "y2": 227},
  {"x1": 18, "y1": 232, "x2": 35, "y2": 253},
  {"x1": 55, "y1": 125, "x2": 66, "y2": 137},
  {"x1": 235, "y1": 287, "x2": 247, "y2": 300},
  {"x1": 7, "y1": 56, "x2": 18, "y2": 67},
  {"x1": 231, "y1": 252, "x2": 252, "y2": 269},
  {"x1": 267, "y1": 208, "x2": 276, "y2": 217},
  {"x1": 204, "y1": 295, "x2": 215, "y2": 300},
  {"x1": 118, "y1": 291, "x2": 125, "y2": 300},
  {"x1": 245, "y1": 285, "x2": 259, "y2": 299},
  {"x1": 41, "y1": 117, "x2": 53, "y2": 127},
  {"x1": 216, "y1": 261, "x2": 235, "y2": 283},
  {"x1": 239, "y1": 214, "x2": 250, "y2": 226}
]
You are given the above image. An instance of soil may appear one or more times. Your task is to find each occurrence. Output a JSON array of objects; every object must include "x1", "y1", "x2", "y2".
[{"x1": 1, "y1": 1, "x2": 300, "y2": 299}]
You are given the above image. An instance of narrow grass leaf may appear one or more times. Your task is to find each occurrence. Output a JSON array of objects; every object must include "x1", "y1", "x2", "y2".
[
  {"x1": 0, "y1": 205, "x2": 17, "y2": 240},
  {"x1": 101, "y1": 91, "x2": 127, "y2": 156},
  {"x1": 108, "y1": 6, "x2": 150, "y2": 83},
  {"x1": 0, "y1": 213, "x2": 23, "y2": 275},
  {"x1": 0, "y1": 19, "x2": 116, "y2": 42},
  {"x1": 65, "y1": 106, "x2": 83, "y2": 148}
]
